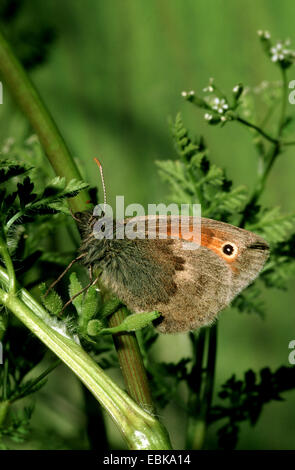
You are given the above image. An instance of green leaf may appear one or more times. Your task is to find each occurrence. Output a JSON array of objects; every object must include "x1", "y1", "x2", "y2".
[
  {"x1": 261, "y1": 257, "x2": 295, "y2": 289},
  {"x1": 98, "y1": 310, "x2": 161, "y2": 335},
  {"x1": 0, "y1": 159, "x2": 32, "y2": 185},
  {"x1": 68, "y1": 272, "x2": 83, "y2": 315},
  {"x1": 17, "y1": 176, "x2": 37, "y2": 209},
  {"x1": 232, "y1": 284, "x2": 265, "y2": 316},
  {"x1": 207, "y1": 186, "x2": 248, "y2": 217},
  {"x1": 81, "y1": 285, "x2": 100, "y2": 322},
  {"x1": 39, "y1": 283, "x2": 63, "y2": 315},
  {"x1": 247, "y1": 207, "x2": 295, "y2": 243}
]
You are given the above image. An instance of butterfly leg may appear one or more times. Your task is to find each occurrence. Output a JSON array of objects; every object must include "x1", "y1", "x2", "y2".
[
  {"x1": 44, "y1": 253, "x2": 86, "y2": 297},
  {"x1": 88, "y1": 264, "x2": 93, "y2": 282},
  {"x1": 58, "y1": 277, "x2": 99, "y2": 316}
]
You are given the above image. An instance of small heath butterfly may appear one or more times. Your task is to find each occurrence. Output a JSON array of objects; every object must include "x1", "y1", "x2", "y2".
[{"x1": 74, "y1": 160, "x2": 269, "y2": 334}]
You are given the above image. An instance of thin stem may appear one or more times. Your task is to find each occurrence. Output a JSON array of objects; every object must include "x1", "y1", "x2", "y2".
[
  {"x1": 236, "y1": 116, "x2": 278, "y2": 145},
  {"x1": 186, "y1": 324, "x2": 217, "y2": 450},
  {"x1": 0, "y1": 400, "x2": 9, "y2": 428},
  {"x1": 278, "y1": 68, "x2": 288, "y2": 136},
  {"x1": 0, "y1": 284, "x2": 172, "y2": 449},
  {"x1": 2, "y1": 358, "x2": 9, "y2": 401},
  {"x1": 201, "y1": 324, "x2": 217, "y2": 427},
  {"x1": 108, "y1": 307, "x2": 155, "y2": 413},
  {"x1": 186, "y1": 329, "x2": 206, "y2": 450},
  {"x1": 0, "y1": 235, "x2": 16, "y2": 294},
  {"x1": 6, "y1": 211, "x2": 23, "y2": 231},
  {"x1": 0, "y1": 30, "x2": 89, "y2": 213}
]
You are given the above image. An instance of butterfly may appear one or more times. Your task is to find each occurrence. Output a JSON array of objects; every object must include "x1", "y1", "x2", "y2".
[{"x1": 75, "y1": 211, "x2": 269, "y2": 333}]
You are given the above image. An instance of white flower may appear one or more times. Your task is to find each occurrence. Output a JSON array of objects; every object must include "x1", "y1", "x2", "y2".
[
  {"x1": 203, "y1": 77, "x2": 214, "y2": 93},
  {"x1": 233, "y1": 85, "x2": 240, "y2": 93},
  {"x1": 181, "y1": 91, "x2": 188, "y2": 97},
  {"x1": 188, "y1": 90, "x2": 195, "y2": 96},
  {"x1": 258, "y1": 30, "x2": 271, "y2": 39},
  {"x1": 212, "y1": 97, "x2": 229, "y2": 114},
  {"x1": 270, "y1": 40, "x2": 295, "y2": 63},
  {"x1": 204, "y1": 113, "x2": 213, "y2": 121},
  {"x1": 271, "y1": 42, "x2": 285, "y2": 62}
]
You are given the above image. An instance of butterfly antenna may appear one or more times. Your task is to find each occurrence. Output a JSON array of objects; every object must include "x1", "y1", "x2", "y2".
[{"x1": 94, "y1": 158, "x2": 107, "y2": 212}]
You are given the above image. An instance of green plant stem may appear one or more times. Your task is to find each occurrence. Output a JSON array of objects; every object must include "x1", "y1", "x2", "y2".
[
  {"x1": 0, "y1": 29, "x2": 89, "y2": 213},
  {"x1": 108, "y1": 307, "x2": 156, "y2": 414},
  {"x1": 0, "y1": 400, "x2": 9, "y2": 428},
  {"x1": 236, "y1": 116, "x2": 278, "y2": 144},
  {"x1": 186, "y1": 329, "x2": 206, "y2": 449},
  {"x1": 2, "y1": 358, "x2": 9, "y2": 401},
  {"x1": 0, "y1": 277, "x2": 171, "y2": 449},
  {"x1": 278, "y1": 68, "x2": 288, "y2": 136},
  {"x1": 0, "y1": 235, "x2": 16, "y2": 293},
  {"x1": 199, "y1": 325, "x2": 217, "y2": 441},
  {"x1": 186, "y1": 324, "x2": 217, "y2": 449},
  {"x1": 243, "y1": 142, "x2": 280, "y2": 216}
]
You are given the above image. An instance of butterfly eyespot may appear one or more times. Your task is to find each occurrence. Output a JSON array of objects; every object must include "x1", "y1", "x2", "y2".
[{"x1": 221, "y1": 242, "x2": 238, "y2": 258}]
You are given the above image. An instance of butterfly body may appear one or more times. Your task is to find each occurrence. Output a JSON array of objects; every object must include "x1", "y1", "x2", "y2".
[{"x1": 77, "y1": 213, "x2": 269, "y2": 333}]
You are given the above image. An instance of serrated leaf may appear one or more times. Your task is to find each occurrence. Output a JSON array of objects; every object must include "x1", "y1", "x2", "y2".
[
  {"x1": 0, "y1": 159, "x2": 33, "y2": 185},
  {"x1": 196, "y1": 164, "x2": 224, "y2": 188},
  {"x1": 17, "y1": 176, "x2": 37, "y2": 209},
  {"x1": 81, "y1": 285, "x2": 100, "y2": 322},
  {"x1": 33, "y1": 177, "x2": 89, "y2": 208},
  {"x1": 247, "y1": 207, "x2": 295, "y2": 243},
  {"x1": 232, "y1": 284, "x2": 265, "y2": 316},
  {"x1": 209, "y1": 186, "x2": 248, "y2": 216},
  {"x1": 68, "y1": 272, "x2": 83, "y2": 315},
  {"x1": 39, "y1": 283, "x2": 63, "y2": 315},
  {"x1": 261, "y1": 257, "x2": 295, "y2": 289}
]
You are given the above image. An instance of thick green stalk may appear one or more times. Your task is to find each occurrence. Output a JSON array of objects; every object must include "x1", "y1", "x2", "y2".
[
  {"x1": 108, "y1": 308, "x2": 155, "y2": 413},
  {"x1": 0, "y1": 272, "x2": 171, "y2": 449},
  {"x1": 0, "y1": 29, "x2": 88, "y2": 213}
]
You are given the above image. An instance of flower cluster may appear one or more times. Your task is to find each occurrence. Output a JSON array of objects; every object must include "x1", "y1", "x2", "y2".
[
  {"x1": 203, "y1": 96, "x2": 229, "y2": 123},
  {"x1": 270, "y1": 39, "x2": 295, "y2": 64},
  {"x1": 181, "y1": 77, "x2": 241, "y2": 126},
  {"x1": 258, "y1": 30, "x2": 295, "y2": 69}
]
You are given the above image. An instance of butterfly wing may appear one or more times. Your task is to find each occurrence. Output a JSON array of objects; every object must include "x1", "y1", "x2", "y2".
[{"x1": 86, "y1": 215, "x2": 269, "y2": 333}]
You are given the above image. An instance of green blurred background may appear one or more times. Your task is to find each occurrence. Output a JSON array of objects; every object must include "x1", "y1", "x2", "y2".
[{"x1": 1, "y1": 0, "x2": 295, "y2": 450}]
